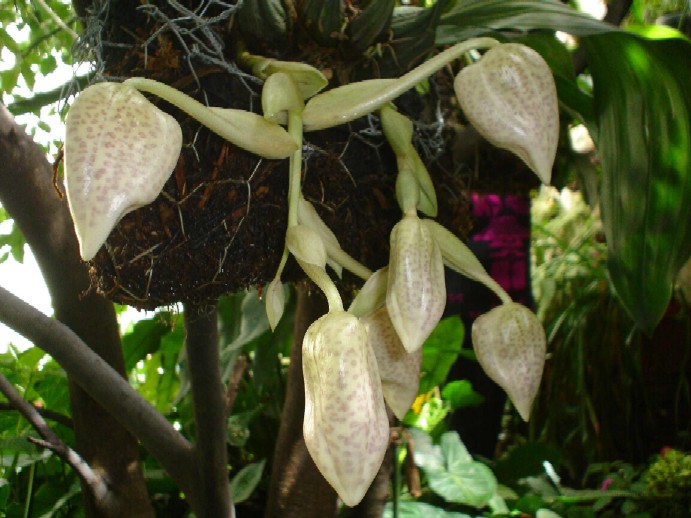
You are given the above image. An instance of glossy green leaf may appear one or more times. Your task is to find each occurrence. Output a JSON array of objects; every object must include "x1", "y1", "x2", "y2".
[
  {"x1": 584, "y1": 32, "x2": 691, "y2": 333},
  {"x1": 230, "y1": 459, "x2": 266, "y2": 504},
  {"x1": 419, "y1": 316, "x2": 464, "y2": 394},
  {"x1": 437, "y1": 0, "x2": 615, "y2": 45}
]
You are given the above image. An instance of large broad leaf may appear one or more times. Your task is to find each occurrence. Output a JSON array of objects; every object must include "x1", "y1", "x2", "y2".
[
  {"x1": 410, "y1": 429, "x2": 497, "y2": 508},
  {"x1": 437, "y1": 0, "x2": 615, "y2": 45},
  {"x1": 584, "y1": 31, "x2": 691, "y2": 334}
]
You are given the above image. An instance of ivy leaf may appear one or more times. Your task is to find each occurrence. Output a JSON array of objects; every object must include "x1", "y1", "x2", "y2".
[{"x1": 584, "y1": 31, "x2": 691, "y2": 334}]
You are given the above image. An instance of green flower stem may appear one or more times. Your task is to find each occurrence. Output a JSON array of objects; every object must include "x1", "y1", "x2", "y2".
[
  {"x1": 303, "y1": 37, "x2": 500, "y2": 131},
  {"x1": 423, "y1": 219, "x2": 512, "y2": 304},
  {"x1": 324, "y1": 244, "x2": 372, "y2": 281},
  {"x1": 122, "y1": 77, "x2": 295, "y2": 159},
  {"x1": 287, "y1": 109, "x2": 303, "y2": 227},
  {"x1": 299, "y1": 261, "x2": 344, "y2": 313},
  {"x1": 268, "y1": 108, "x2": 303, "y2": 285}
]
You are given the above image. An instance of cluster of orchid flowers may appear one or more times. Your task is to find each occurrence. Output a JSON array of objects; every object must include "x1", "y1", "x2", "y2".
[{"x1": 64, "y1": 38, "x2": 557, "y2": 506}]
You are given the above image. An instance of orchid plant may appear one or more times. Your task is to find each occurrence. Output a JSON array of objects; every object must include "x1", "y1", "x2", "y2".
[{"x1": 63, "y1": 38, "x2": 556, "y2": 506}]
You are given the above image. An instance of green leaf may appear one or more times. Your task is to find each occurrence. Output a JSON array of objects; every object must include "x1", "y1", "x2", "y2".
[
  {"x1": 428, "y1": 433, "x2": 496, "y2": 507},
  {"x1": 410, "y1": 429, "x2": 498, "y2": 508},
  {"x1": 383, "y1": 501, "x2": 474, "y2": 518},
  {"x1": 121, "y1": 315, "x2": 173, "y2": 371},
  {"x1": 229, "y1": 459, "x2": 265, "y2": 504},
  {"x1": 419, "y1": 316, "x2": 464, "y2": 394},
  {"x1": 436, "y1": 0, "x2": 615, "y2": 45},
  {"x1": 441, "y1": 380, "x2": 484, "y2": 410},
  {"x1": 584, "y1": 32, "x2": 691, "y2": 333}
]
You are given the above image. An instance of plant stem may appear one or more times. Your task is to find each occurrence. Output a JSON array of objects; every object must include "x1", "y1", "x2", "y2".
[
  {"x1": 122, "y1": 77, "x2": 294, "y2": 159},
  {"x1": 303, "y1": 37, "x2": 500, "y2": 130},
  {"x1": 287, "y1": 109, "x2": 303, "y2": 227}
]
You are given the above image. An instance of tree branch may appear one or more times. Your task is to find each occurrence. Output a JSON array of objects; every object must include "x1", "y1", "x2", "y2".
[
  {"x1": 0, "y1": 402, "x2": 73, "y2": 428},
  {"x1": 0, "y1": 285, "x2": 195, "y2": 496},
  {"x1": 0, "y1": 372, "x2": 111, "y2": 504},
  {"x1": 183, "y1": 302, "x2": 233, "y2": 518}
]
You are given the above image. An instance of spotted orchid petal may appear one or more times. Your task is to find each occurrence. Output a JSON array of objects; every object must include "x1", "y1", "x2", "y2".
[
  {"x1": 454, "y1": 43, "x2": 559, "y2": 185},
  {"x1": 472, "y1": 303, "x2": 546, "y2": 421},
  {"x1": 364, "y1": 306, "x2": 422, "y2": 419},
  {"x1": 302, "y1": 311, "x2": 389, "y2": 506},
  {"x1": 387, "y1": 213, "x2": 446, "y2": 353},
  {"x1": 64, "y1": 82, "x2": 182, "y2": 260}
]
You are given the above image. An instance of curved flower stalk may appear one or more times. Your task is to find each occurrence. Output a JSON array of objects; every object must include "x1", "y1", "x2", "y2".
[
  {"x1": 302, "y1": 310, "x2": 390, "y2": 506},
  {"x1": 64, "y1": 82, "x2": 183, "y2": 260},
  {"x1": 422, "y1": 219, "x2": 511, "y2": 305},
  {"x1": 472, "y1": 302, "x2": 546, "y2": 421},
  {"x1": 387, "y1": 213, "x2": 446, "y2": 353},
  {"x1": 123, "y1": 77, "x2": 297, "y2": 159},
  {"x1": 302, "y1": 37, "x2": 500, "y2": 131},
  {"x1": 363, "y1": 306, "x2": 422, "y2": 420},
  {"x1": 454, "y1": 43, "x2": 559, "y2": 185}
]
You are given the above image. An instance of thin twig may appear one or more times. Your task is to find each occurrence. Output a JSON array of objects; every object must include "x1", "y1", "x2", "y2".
[
  {"x1": 0, "y1": 372, "x2": 110, "y2": 502},
  {"x1": 0, "y1": 285, "x2": 195, "y2": 497},
  {"x1": 224, "y1": 355, "x2": 247, "y2": 418},
  {"x1": 0, "y1": 402, "x2": 73, "y2": 429}
]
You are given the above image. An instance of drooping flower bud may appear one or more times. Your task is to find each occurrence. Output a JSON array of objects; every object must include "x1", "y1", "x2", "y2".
[
  {"x1": 387, "y1": 213, "x2": 446, "y2": 353},
  {"x1": 471, "y1": 303, "x2": 546, "y2": 421},
  {"x1": 302, "y1": 311, "x2": 389, "y2": 506},
  {"x1": 363, "y1": 306, "x2": 422, "y2": 419},
  {"x1": 454, "y1": 43, "x2": 559, "y2": 185},
  {"x1": 64, "y1": 82, "x2": 182, "y2": 260},
  {"x1": 265, "y1": 276, "x2": 286, "y2": 331}
]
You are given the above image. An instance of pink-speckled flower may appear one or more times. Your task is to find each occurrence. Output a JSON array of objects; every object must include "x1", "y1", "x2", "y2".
[
  {"x1": 386, "y1": 213, "x2": 446, "y2": 353},
  {"x1": 302, "y1": 310, "x2": 389, "y2": 506},
  {"x1": 64, "y1": 82, "x2": 182, "y2": 260},
  {"x1": 363, "y1": 306, "x2": 422, "y2": 419},
  {"x1": 454, "y1": 43, "x2": 558, "y2": 185},
  {"x1": 472, "y1": 303, "x2": 546, "y2": 421}
]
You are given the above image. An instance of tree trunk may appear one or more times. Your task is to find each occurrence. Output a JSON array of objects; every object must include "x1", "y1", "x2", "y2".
[
  {"x1": 265, "y1": 285, "x2": 338, "y2": 517},
  {"x1": 0, "y1": 104, "x2": 153, "y2": 516}
]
